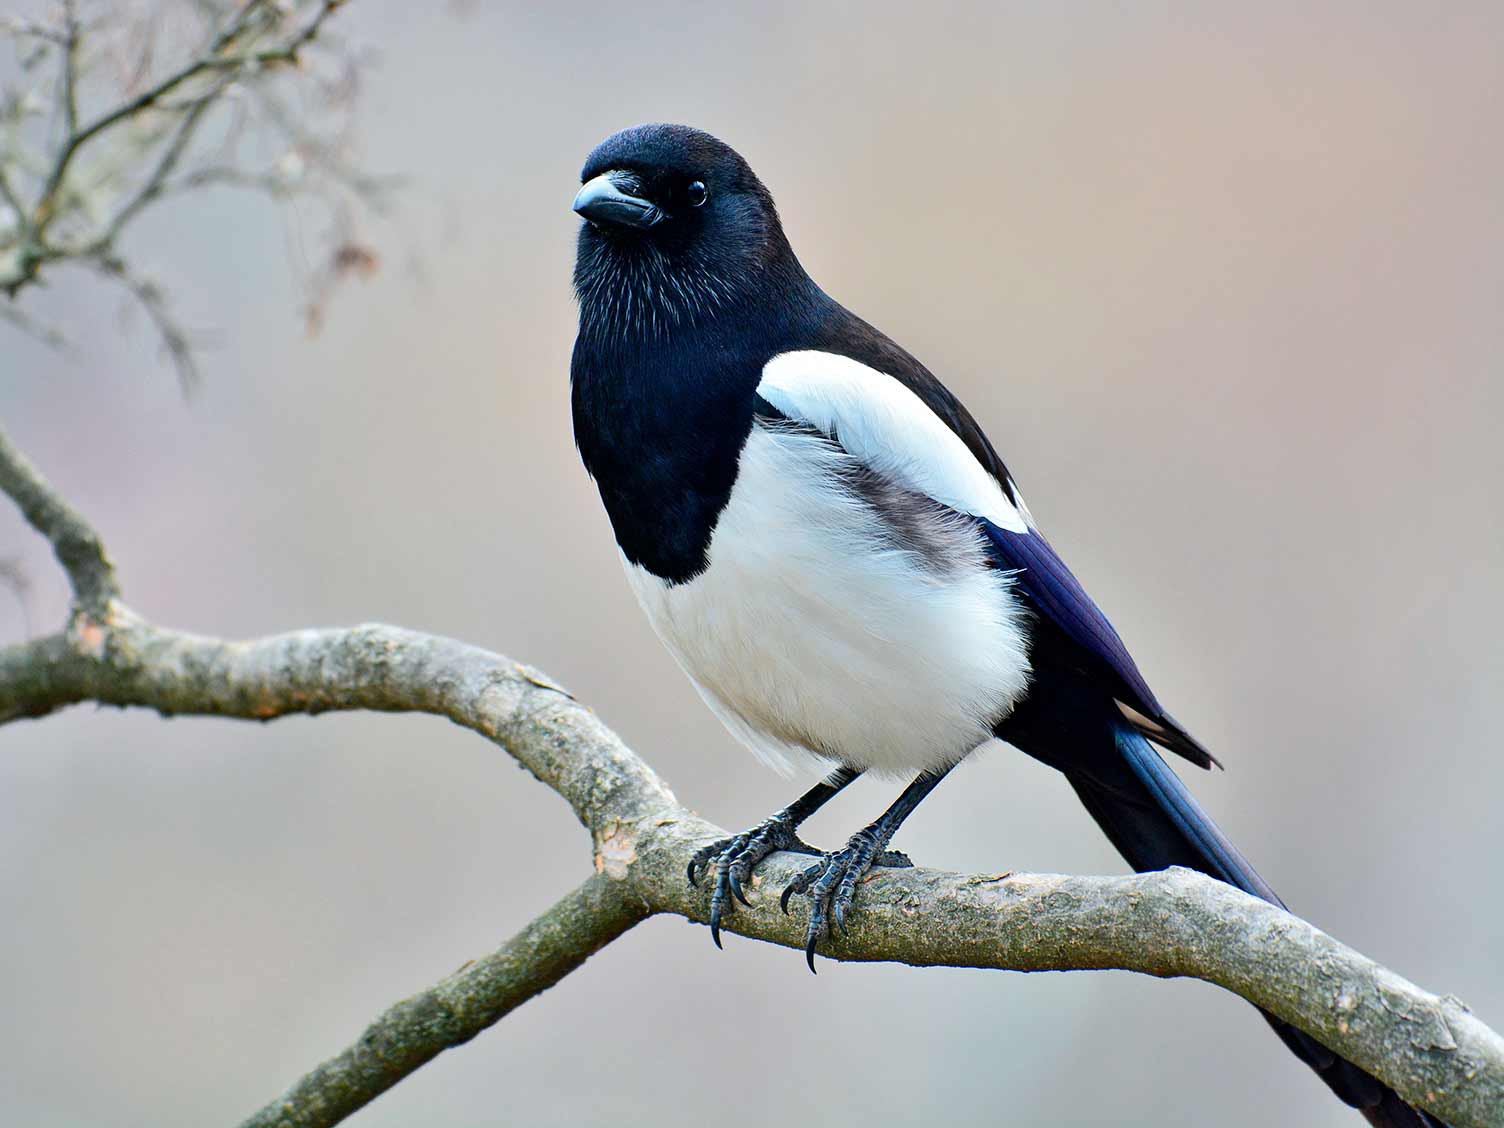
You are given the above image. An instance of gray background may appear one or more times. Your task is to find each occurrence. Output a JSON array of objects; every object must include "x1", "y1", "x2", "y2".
[{"x1": 3, "y1": 3, "x2": 1501, "y2": 1125}]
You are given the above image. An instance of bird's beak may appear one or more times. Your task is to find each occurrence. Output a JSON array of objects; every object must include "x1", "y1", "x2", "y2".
[{"x1": 573, "y1": 171, "x2": 661, "y2": 229}]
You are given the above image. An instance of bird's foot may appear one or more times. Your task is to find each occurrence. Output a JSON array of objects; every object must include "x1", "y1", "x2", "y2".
[
  {"x1": 687, "y1": 813, "x2": 823, "y2": 948},
  {"x1": 779, "y1": 829, "x2": 913, "y2": 971}
]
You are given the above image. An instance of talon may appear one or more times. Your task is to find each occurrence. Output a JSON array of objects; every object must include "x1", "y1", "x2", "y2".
[
  {"x1": 709, "y1": 865, "x2": 734, "y2": 949},
  {"x1": 805, "y1": 931, "x2": 819, "y2": 973},
  {"x1": 687, "y1": 839, "x2": 727, "y2": 888},
  {"x1": 729, "y1": 867, "x2": 751, "y2": 907},
  {"x1": 781, "y1": 860, "x2": 821, "y2": 914}
]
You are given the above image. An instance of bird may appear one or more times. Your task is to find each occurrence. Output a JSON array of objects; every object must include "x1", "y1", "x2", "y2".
[{"x1": 568, "y1": 122, "x2": 1443, "y2": 1128}]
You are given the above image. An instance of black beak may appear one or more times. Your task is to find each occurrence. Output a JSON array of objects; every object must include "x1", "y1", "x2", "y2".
[{"x1": 573, "y1": 171, "x2": 661, "y2": 229}]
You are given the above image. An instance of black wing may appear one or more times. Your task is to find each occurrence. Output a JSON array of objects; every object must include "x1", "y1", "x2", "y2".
[{"x1": 982, "y1": 519, "x2": 1217, "y2": 769}]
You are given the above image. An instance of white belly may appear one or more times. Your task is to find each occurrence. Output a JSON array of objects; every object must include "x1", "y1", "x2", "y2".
[{"x1": 624, "y1": 423, "x2": 1032, "y2": 777}]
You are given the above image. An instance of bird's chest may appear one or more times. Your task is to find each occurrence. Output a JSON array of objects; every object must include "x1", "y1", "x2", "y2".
[
  {"x1": 622, "y1": 424, "x2": 1034, "y2": 775},
  {"x1": 571, "y1": 345, "x2": 758, "y2": 584}
]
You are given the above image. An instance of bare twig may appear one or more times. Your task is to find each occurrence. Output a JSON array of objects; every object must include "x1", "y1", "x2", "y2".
[
  {"x1": 1, "y1": 1, "x2": 376, "y2": 384},
  {"x1": 94, "y1": 76, "x2": 236, "y2": 242},
  {"x1": 0, "y1": 424, "x2": 118, "y2": 618},
  {"x1": 88, "y1": 251, "x2": 205, "y2": 394},
  {"x1": 0, "y1": 166, "x2": 26, "y2": 218},
  {"x1": 0, "y1": 300, "x2": 67, "y2": 349},
  {"x1": 0, "y1": 16, "x2": 68, "y2": 46},
  {"x1": 33, "y1": 0, "x2": 278, "y2": 229},
  {"x1": 59, "y1": 1, "x2": 81, "y2": 138}
]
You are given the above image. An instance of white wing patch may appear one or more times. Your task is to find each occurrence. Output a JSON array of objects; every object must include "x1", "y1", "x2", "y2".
[{"x1": 758, "y1": 350, "x2": 1030, "y2": 535}]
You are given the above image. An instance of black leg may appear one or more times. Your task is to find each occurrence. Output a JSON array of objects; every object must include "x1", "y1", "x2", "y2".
[
  {"x1": 780, "y1": 766, "x2": 954, "y2": 971},
  {"x1": 688, "y1": 766, "x2": 861, "y2": 948}
]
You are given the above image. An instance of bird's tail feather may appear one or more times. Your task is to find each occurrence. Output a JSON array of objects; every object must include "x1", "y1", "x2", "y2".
[{"x1": 1063, "y1": 728, "x2": 1446, "y2": 1128}]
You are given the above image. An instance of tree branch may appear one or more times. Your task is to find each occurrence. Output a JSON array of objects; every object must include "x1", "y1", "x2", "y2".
[
  {"x1": 238, "y1": 873, "x2": 649, "y2": 1128},
  {"x1": 2, "y1": 0, "x2": 376, "y2": 381},
  {"x1": 32, "y1": 0, "x2": 339, "y2": 230},
  {"x1": 0, "y1": 425, "x2": 119, "y2": 618},
  {"x1": 1, "y1": 424, "x2": 1499, "y2": 1127}
]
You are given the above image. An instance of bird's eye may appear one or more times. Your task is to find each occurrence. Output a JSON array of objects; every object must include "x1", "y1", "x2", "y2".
[{"x1": 687, "y1": 180, "x2": 708, "y2": 207}]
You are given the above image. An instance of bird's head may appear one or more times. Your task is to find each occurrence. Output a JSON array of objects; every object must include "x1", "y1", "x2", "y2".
[{"x1": 572, "y1": 124, "x2": 802, "y2": 339}]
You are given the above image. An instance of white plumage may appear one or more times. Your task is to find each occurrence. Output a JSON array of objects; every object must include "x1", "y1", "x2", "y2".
[
  {"x1": 759, "y1": 350, "x2": 1031, "y2": 534},
  {"x1": 624, "y1": 353, "x2": 1033, "y2": 777}
]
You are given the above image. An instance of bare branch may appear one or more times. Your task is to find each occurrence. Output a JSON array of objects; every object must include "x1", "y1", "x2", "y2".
[
  {"x1": 29, "y1": 0, "x2": 350, "y2": 230},
  {"x1": 0, "y1": 424, "x2": 119, "y2": 618},
  {"x1": 0, "y1": 16, "x2": 68, "y2": 46},
  {"x1": 86, "y1": 251, "x2": 205, "y2": 393},
  {"x1": 238, "y1": 873, "x2": 649, "y2": 1128},
  {"x1": 93, "y1": 76, "x2": 236, "y2": 242},
  {"x1": 1, "y1": 1, "x2": 378, "y2": 384},
  {"x1": 0, "y1": 587, "x2": 1497, "y2": 1126},
  {"x1": 0, "y1": 432, "x2": 1496, "y2": 1126},
  {"x1": 59, "y1": 1, "x2": 81, "y2": 138},
  {"x1": 0, "y1": 166, "x2": 26, "y2": 218},
  {"x1": 0, "y1": 299, "x2": 67, "y2": 349}
]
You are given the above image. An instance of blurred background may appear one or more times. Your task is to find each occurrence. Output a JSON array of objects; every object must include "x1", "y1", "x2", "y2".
[{"x1": 3, "y1": 2, "x2": 1501, "y2": 1125}]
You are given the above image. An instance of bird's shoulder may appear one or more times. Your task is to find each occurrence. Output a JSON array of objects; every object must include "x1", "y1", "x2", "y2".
[{"x1": 794, "y1": 308, "x2": 1028, "y2": 514}]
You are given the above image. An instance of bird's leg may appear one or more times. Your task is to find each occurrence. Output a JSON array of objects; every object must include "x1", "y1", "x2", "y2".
[
  {"x1": 688, "y1": 766, "x2": 861, "y2": 948},
  {"x1": 780, "y1": 766, "x2": 954, "y2": 971}
]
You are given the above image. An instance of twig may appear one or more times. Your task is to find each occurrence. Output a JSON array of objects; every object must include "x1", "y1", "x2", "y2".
[
  {"x1": 238, "y1": 873, "x2": 649, "y2": 1128},
  {"x1": 1, "y1": 2, "x2": 379, "y2": 386},
  {"x1": 246, "y1": 82, "x2": 401, "y2": 212},
  {"x1": 34, "y1": 0, "x2": 340, "y2": 232},
  {"x1": 0, "y1": 16, "x2": 68, "y2": 46},
  {"x1": 95, "y1": 76, "x2": 236, "y2": 242},
  {"x1": 87, "y1": 251, "x2": 204, "y2": 394},
  {"x1": 60, "y1": 1, "x2": 81, "y2": 138},
  {"x1": 0, "y1": 423, "x2": 119, "y2": 618},
  {"x1": 0, "y1": 300, "x2": 68, "y2": 349},
  {"x1": 0, "y1": 166, "x2": 26, "y2": 218}
]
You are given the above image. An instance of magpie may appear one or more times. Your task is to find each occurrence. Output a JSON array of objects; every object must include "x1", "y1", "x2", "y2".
[{"x1": 569, "y1": 123, "x2": 1442, "y2": 1128}]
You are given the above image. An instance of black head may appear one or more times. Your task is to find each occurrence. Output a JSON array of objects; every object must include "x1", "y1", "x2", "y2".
[{"x1": 572, "y1": 124, "x2": 806, "y2": 339}]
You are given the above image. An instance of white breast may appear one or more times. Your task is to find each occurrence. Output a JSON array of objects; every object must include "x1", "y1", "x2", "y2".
[{"x1": 624, "y1": 422, "x2": 1032, "y2": 777}]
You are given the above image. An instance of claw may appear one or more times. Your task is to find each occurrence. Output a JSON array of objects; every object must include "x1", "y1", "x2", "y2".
[
  {"x1": 805, "y1": 930, "x2": 819, "y2": 973},
  {"x1": 781, "y1": 860, "x2": 821, "y2": 914},
  {"x1": 709, "y1": 863, "x2": 735, "y2": 948},
  {"x1": 687, "y1": 840, "x2": 722, "y2": 888},
  {"x1": 728, "y1": 866, "x2": 752, "y2": 907}
]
